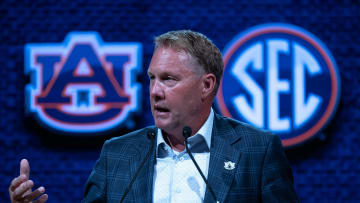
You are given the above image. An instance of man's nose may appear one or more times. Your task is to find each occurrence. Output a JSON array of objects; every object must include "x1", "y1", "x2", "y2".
[{"x1": 150, "y1": 80, "x2": 164, "y2": 101}]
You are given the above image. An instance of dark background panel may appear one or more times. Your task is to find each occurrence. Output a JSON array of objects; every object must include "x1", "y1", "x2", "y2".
[{"x1": 0, "y1": 1, "x2": 359, "y2": 202}]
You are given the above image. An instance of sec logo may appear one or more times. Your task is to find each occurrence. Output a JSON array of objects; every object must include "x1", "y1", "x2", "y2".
[
  {"x1": 216, "y1": 23, "x2": 341, "y2": 147},
  {"x1": 25, "y1": 32, "x2": 142, "y2": 134}
]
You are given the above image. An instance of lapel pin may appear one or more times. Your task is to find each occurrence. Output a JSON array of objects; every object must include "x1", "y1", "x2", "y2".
[{"x1": 224, "y1": 161, "x2": 235, "y2": 170}]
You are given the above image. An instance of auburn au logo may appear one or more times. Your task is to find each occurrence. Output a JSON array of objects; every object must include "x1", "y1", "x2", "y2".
[
  {"x1": 25, "y1": 32, "x2": 142, "y2": 133},
  {"x1": 216, "y1": 23, "x2": 341, "y2": 147}
]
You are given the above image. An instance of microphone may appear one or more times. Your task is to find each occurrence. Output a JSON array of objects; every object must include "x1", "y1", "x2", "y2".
[
  {"x1": 120, "y1": 129, "x2": 156, "y2": 203},
  {"x1": 182, "y1": 126, "x2": 218, "y2": 203}
]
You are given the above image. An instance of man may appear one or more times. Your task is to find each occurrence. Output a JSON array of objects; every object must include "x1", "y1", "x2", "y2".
[{"x1": 9, "y1": 30, "x2": 299, "y2": 202}]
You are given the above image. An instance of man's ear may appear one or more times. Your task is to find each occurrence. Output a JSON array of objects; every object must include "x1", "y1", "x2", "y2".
[{"x1": 201, "y1": 73, "x2": 216, "y2": 100}]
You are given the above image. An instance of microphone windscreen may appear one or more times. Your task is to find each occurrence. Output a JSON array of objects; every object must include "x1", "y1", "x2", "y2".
[
  {"x1": 147, "y1": 129, "x2": 156, "y2": 139},
  {"x1": 182, "y1": 126, "x2": 192, "y2": 139}
]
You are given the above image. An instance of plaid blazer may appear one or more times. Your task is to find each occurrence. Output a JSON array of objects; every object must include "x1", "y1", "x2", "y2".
[{"x1": 82, "y1": 113, "x2": 299, "y2": 203}]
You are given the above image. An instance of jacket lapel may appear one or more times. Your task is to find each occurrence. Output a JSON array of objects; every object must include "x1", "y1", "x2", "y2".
[
  {"x1": 128, "y1": 127, "x2": 157, "y2": 202},
  {"x1": 204, "y1": 114, "x2": 242, "y2": 203}
]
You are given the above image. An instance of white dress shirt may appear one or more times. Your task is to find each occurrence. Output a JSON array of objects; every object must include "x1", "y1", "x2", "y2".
[{"x1": 153, "y1": 108, "x2": 214, "y2": 203}]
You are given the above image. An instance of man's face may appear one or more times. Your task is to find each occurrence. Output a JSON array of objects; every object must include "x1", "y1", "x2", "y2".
[{"x1": 148, "y1": 47, "x2": 205, "y2": 134}]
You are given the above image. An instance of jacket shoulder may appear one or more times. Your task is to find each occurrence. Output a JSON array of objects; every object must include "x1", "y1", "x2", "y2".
[
  {"x1": 102, "y1": 126, "x2": 156, "y2": 154},
  {"x1": 216, "y1": 114, "x2": 277, "y2": 148}
]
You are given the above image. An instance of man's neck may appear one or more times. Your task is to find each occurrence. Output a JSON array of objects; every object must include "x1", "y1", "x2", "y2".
[
  {"x1": 162, "y1": 107, "x2": 212, "y2": 152},
  {"x1": 162, "y1": 131, "x2": 185, "y2": 152}
]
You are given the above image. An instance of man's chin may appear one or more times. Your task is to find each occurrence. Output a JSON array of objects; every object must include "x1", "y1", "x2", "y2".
[
  {"x1": 154, "y1": 120, "x2": 173, "y2": 132},
  {"x1": 154, "y1": 122, "x2": 168, "y2": 130}
]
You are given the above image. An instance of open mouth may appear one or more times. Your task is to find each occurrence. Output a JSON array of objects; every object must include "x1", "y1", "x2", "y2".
[{"x1": 154, "y1": 106, "x2": 170, "y2": 113}]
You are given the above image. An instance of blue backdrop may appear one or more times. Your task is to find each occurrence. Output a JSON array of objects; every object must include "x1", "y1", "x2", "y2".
[{"x1": 1, "y1": 1, "x2": 359, "y2": 202}]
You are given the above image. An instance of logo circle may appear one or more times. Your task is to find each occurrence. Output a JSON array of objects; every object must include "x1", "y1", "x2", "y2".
[{"x1": 216, "y1": 23, "x2": 341, "y2": 147}]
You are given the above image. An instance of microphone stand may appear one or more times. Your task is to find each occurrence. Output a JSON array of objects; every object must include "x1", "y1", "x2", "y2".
[
  {"x1": 183, "y1": 126, "x2": 218, "y2": 203},
  {"x1": 120, "y1": 129, "x2": 156, "y2": 203}
]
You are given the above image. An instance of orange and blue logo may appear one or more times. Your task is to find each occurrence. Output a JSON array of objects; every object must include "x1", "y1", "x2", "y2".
[
  {"x1": 216, "y1": 23, "x2": 341, "y2": 147},
  {"x1": 25, "y1": 32, "x2": 142, "y2": 134}
]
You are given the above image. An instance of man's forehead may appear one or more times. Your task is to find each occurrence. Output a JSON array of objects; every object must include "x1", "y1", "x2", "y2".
[
  {"x1": 148, "y1": 47, "x2": 203, "y2": 74},
  {"x1": 153, "y1": 47, "x2": 191, "y2": 60}
]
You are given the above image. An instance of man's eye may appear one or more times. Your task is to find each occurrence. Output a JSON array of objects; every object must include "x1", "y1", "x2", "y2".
[
  {"x1": 162, "y1": 76, "x2": 177, "y2": 86},
  {"x1": 165, "y1": 76, "x2": 176, "y2": 80}
]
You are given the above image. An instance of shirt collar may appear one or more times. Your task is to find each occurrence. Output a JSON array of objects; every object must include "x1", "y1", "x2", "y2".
[{"x1": 156, "y1": 108, "x2": 214, "y2": 158}]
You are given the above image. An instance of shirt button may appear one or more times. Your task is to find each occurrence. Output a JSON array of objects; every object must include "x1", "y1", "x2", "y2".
[
  {"x1": 175, "y1": 188, "x2": 181, "y2": 193},
  {"x1": 179, "y1": 157, "x2": 184, "y2": 161}
]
